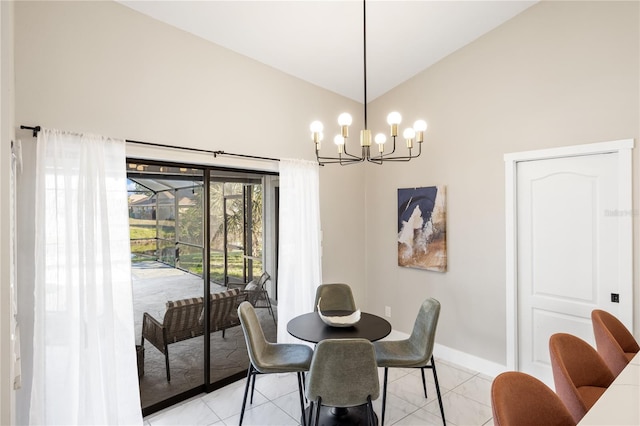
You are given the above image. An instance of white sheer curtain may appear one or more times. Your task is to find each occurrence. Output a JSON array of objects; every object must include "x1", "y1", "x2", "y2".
[
  {"x1": 30, "y1": 129, "x2": 142, "y2": 425},
  {"x1": 11, "y1": 140, "x2": 22, "y2": 390},
  {"x1": 276, "y1": 159, "x2": 322, "y2": 344}
]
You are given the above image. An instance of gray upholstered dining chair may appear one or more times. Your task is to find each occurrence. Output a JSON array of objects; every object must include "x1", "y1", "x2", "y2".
[
  {"x1": 237, "y1": 301, "x2": 313, "y2": 425},
  {"x1": 305, "y1": 338, "x2": 379, "y2": 426},
  {"x1": 373, "y1": 298, "x2": 445, "y2": 426},
  {"x1": 313, "y1": 283, "x2": 357, "y2": 312}
]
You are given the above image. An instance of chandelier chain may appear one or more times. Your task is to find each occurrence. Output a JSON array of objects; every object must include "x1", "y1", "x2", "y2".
[{"x1": 363, "y1": 0, "x2": 368, "y2": 130}]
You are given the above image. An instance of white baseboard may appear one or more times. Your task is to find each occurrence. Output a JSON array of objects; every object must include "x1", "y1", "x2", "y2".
[
  {"x1": 383, "y1": 329, "x2": 508, "y2": 379},
  {"x1": 433, "y1": 343, "x2": 507, "y2": 379}
]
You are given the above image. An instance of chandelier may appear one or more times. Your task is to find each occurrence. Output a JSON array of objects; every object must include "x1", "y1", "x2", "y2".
[{"x1": 310, "y1": 0, "x2": 427, "y2": 165}]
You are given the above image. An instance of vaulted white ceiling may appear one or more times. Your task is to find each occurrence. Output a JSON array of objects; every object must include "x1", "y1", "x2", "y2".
[{"x1": 119, "y1": 1, "x2": 537, "y2": 102}]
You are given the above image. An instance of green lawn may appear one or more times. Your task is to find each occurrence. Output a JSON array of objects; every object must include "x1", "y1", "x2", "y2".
[
  {"x1": 129, "y1": 218, "x2": 156, "y2": 226},
  {"x1": 130, "y1": 226, "x2": 155, "y2": 239},
  {"x1": 129, "y1": 230, "x2": 261, "y2": 283},
  {"x1": 175, "y1": 250, "x2": 261, "y2": 283}
]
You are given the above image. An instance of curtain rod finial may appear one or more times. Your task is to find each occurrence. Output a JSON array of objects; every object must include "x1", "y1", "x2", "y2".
[{"x1": 20, "y1": 125, "x2": 41, "y2": 137}]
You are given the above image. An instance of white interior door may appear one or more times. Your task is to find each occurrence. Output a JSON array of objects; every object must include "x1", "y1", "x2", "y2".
[{"x1": 515, "y1": 149, "x2": 632, "y2": 387}]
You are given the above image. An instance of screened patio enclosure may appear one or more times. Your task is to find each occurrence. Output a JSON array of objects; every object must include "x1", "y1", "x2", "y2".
[
  {"x1": 127, "y1": 162, "x2": 265, "y2": 286},
  {"x1": 126, "y1": 161, "x2": 277, "y2": 414}
]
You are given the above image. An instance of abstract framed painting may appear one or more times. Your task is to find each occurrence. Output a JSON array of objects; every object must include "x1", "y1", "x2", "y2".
[{"x1": 397, "y1": 186, "x2": 447, "y2": 272}]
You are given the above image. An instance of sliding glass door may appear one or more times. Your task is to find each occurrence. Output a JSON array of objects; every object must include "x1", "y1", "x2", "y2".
[{"x1": 127, "y1": 161, "x2": 276, "y2": 415}]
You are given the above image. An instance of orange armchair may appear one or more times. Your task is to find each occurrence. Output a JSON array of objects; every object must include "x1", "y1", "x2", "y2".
[
  {"x1": 591, "y1": 309, "x2": 639, "y2": 376},
  {"x1": 549, "y1": 333, "x2": 615, "y2": 423},
  {"x1": 491, "y1": 371, "x2": 575, "y2": 426}
]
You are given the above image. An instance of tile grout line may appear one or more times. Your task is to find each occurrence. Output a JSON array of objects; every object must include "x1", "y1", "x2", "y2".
[{"x1": 449, "y1": 372, "x2": 493, "y2": 408}]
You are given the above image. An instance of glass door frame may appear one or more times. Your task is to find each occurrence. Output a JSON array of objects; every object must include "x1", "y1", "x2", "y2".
[{"x1": 127, "y1": 158, "x2": 278, "y2": 416}]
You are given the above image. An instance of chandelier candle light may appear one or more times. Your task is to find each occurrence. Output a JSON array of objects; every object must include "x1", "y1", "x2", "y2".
[{"x1": 310, "y1": 0, "x2": 428, "y2": 165}]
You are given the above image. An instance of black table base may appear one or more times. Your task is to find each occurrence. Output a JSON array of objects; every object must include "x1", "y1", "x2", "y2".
[{"x1": 303, "y1": 405, "x2": 378, "y2": 426}]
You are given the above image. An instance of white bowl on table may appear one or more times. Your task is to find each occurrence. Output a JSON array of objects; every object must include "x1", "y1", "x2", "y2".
[{"x1": 317, "y1": 298, "x2": 361, "y2": 327}]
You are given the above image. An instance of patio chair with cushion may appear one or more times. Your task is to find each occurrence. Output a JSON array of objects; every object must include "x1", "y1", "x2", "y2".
[
  {"x1": 141, "y1": 288, "x2": 247, "y2": 381},
  {"x1": 206, "y1": 288, "x2": 249, "y2": 338},
  {"x1": 228, "y1": 272, "x2": 276, "y2": 327},
  {"x1": 141, "y1": 296, "x2": 205, "y2": 382}
]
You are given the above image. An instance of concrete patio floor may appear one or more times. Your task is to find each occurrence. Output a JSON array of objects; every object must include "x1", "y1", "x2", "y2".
[{"x1": 132, "y1": 262, "x2": 277, "y2": 410}]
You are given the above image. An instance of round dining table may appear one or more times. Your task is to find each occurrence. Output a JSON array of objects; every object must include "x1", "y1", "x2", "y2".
[
  {"x1": 287, "y1": 310, "x2": 392, "y2": 425},
  {"x1": 287, "y1": 310, "x2": 392, "y2": 344}
]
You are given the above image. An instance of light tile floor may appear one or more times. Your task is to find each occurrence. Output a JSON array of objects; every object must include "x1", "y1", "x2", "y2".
[{"x1": 144, "y1": 358, "x2": 495, "y2": 426}]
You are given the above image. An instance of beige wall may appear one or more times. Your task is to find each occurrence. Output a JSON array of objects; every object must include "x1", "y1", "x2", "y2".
[
  {"x1": 8, "y1": 2, "x2": 640, "y2": 421},
  {"x1": 12, "y1": 0, "x2": 366, "y2": 420},
  {"x1": 365, "y1": 0, "x2": 639, "y2": 365},
  {"x1": 14, "y1": 0, "x2": 366, "y2": 295}
]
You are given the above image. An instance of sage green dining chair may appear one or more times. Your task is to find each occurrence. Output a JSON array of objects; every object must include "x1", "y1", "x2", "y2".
[
  {"x1": 237, "y1": 301, "x2": 313, "y2": 425},
  {"x1": 373, "y1": 298, "x2": 444, "y2": 425},
  {"x1": 313, "y1": 283, "x2": 356, "y2": 312},
  {"x1": 305, "y1": 338, "x2": 379, "y2": 426}
]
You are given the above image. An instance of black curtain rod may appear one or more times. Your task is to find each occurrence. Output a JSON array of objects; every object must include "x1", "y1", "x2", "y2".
[
  {"x1": 19, "y1": 125, "x2": 280, "y2": 162},
  {"x1": 20, "y1": 125, "x2": 41, "y2": 137}
]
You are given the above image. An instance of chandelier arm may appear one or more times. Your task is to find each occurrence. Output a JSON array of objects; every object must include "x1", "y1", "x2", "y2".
[
  {"x1": 340, "y1": 144, "x2": 365, "y2": 160},
  {"x1": 315, "y1": 152, "x2": 363, "y2": 165},
  {"x1": 369, "y1": 143, "x2": 422, "y2": 162},
  {"x1": 380, "y1": 157, "x2": 414, "y2": 162},
  {"x1": 368, "y1": 154, "x2": 422, "y2": 162},
  {"x1": 316, "y1": 154, "x2": 361, "y2": 162},
  {"x1": 339, "y1": 151, "x2": 364, "y2": 161},
  {"x1": 386, "y1": 135, "x2": 399, "y2": 156},
  {"x1": 372, "y1": 135, "x2": 401, "y2": 159},
  {"x1": 341, "y1": 157, "x2": 365, "y2": 165},
  {"x1": 318, "y1": 158, "x2": 364, "y2": 166},
  {"x1": 369, "y1": 155, "x2": 411, "y2": 162},
  {"x1": 315, "y1": 143, "x2": 362, "y2": 162}
]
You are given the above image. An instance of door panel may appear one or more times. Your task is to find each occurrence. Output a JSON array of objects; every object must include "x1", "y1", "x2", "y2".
[
  {"x1": 531, "y1": 309, "x2": 593, "y2": 368},
  {"x1": 517, "y1": 153, "x2": 623, "y2": 386}
]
